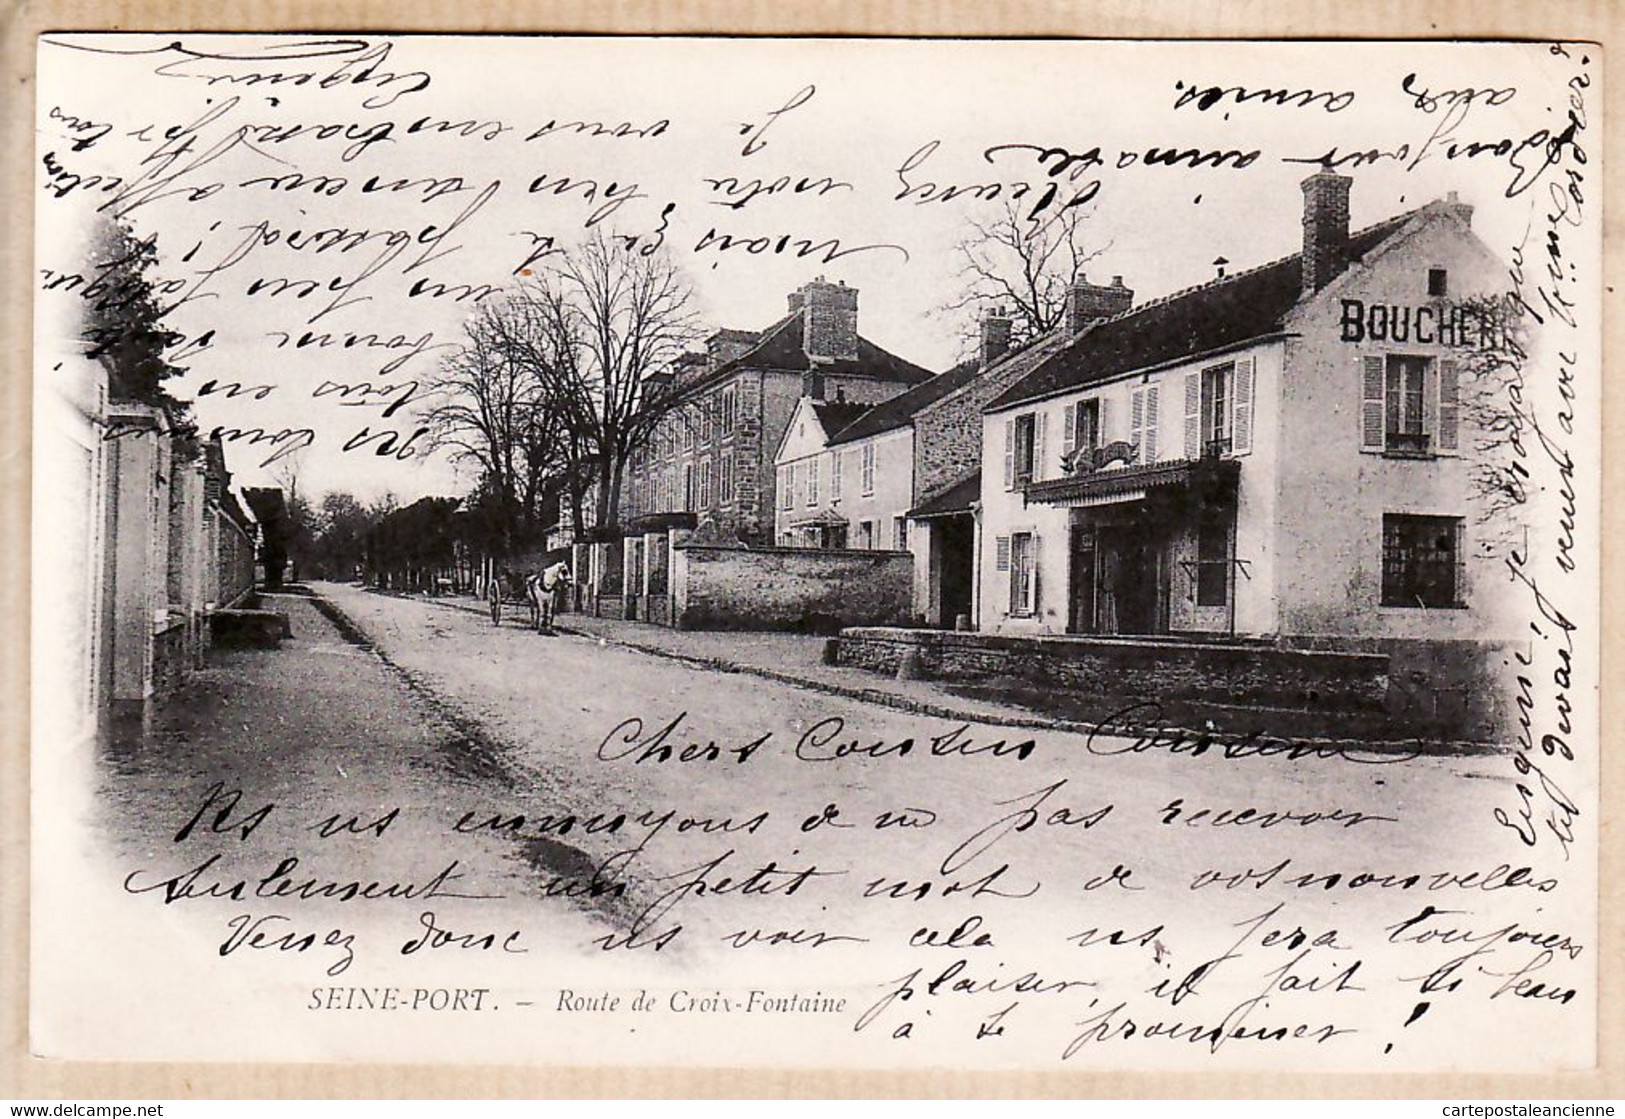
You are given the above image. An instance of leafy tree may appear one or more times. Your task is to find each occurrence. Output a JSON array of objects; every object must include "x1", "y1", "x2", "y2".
[{"x1": 82, "y1": 214, "x2": 188, "y2": 413}]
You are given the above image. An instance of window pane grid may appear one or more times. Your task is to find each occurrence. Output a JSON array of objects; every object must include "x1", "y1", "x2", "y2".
[{"x1": 1382, "y1": 515, "x2": 1463, "y2": 608}]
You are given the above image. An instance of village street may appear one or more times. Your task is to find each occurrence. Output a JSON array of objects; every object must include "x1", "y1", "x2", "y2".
[{"x1": 84, "y1": 581, "x2": 1583, "y2": 1066}]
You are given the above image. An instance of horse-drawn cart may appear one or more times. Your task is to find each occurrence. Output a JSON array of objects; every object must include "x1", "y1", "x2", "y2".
[
  {"x1": 485, "y1": 558, "x2": 572, "y2": 632},
  {"x1": 487, "y1": 568, "x2": 538, "y2": 629}
]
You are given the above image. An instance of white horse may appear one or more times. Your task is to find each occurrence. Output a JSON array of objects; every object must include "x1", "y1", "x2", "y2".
[{"x1": 526, "y1": 561, "x2": 573, "y2": 633}]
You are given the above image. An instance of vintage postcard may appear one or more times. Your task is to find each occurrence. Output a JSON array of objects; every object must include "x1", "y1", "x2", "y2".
[{"x1": 29, "y1": 34, "x2": 1601, "y2": 1073}]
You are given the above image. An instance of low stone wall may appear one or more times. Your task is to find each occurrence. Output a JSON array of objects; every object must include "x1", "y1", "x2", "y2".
[
  {"x1": 674, "y1": 545, "x2": 914, "y2": 632},
  {"x1": 836, "y1": 627, "x2": 1389, "y2": 713},
  {"x1": 1283, "y1": 634, "x2": 1517, "y2": 741}
]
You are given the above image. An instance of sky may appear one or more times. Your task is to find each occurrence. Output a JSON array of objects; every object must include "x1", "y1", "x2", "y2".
[{"x1": 33, "y1": 35, "x2": 1590, "y2": 505}]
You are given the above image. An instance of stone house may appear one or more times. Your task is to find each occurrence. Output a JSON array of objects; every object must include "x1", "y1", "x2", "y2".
[{"x1": 619, "y1": 277, "x2": 934, "y2": 544}]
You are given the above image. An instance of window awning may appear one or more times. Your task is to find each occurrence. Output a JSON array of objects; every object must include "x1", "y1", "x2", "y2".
[
  {"x1": 908, "y1": 470, "x2": 981, "y2": 519},
  {"x1": 1024, "y1": 458, "x2": 1239, "y2": 507},
  {"x1": 789, "y1": 508, "x2": 849, "y2": 529}
]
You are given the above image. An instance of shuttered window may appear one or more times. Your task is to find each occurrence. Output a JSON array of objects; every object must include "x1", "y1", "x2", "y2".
[
  {"x1": 1130, "y1": 386, "x2": 1159, "y2": 464},
  {"x1": 1009, "y1": 532, "x2": 1037, "y2": 616},
  {"x1": 1231, "y1": 357, "x2": 1254, "y2": 455},
  {"x1": 1012, "y1": 413, "x2": 1038, "y2": 484},
  {"x1": 1361, "y1": 354, "x2": 1455, "y2": 456}
]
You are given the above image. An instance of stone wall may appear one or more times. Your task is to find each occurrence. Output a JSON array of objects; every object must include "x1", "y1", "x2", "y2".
[
  {"x1": 673, "y1": 544, "x2": 914, "y2": 631},
  {"x1": 835, "y1": 627, "x2": 1389, "y2": 713},
  {"x1": 914, "y1": 350, "x2": 1038, "y2": 500}
]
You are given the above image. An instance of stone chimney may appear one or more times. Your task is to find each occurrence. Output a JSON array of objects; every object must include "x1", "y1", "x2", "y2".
[
  {"x1": 980, "y1": 306, "x2": 1013, "y2": 368},
  {"x1": 790, "y1": 277, "x2": 859, "y2": 362},
  {"x1": 673, "y1": 350, "x2": 709, "y2": 383},
  {"x1": 1436, "y1": 189, "x2": 1475, "y2": 226},
  {"x1": 1066, "y1": 274, "x2": 1134, "y2": 335},
  {"x1": 1300, "y1": 169, "x2": 1352, "y2": 295},
  {"x1": 704, "y1": 330, "x2": 755, "y2": 371}
]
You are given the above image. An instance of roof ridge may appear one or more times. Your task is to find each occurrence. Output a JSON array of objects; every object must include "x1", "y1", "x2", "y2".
[
  {"x1": 827, "y1": 358, "x2": 985, "y2": 444},
  {"x1": 1089, "y1": 206, "x2": 1424, "y2": 326}
]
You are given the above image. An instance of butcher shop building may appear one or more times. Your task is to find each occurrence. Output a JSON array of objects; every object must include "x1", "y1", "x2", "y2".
[{"x1": 975, "y1": 171, "x2": 1522, "y2": 706}]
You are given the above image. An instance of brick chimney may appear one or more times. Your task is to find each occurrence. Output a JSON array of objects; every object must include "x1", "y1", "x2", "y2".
[
  {"x1": 790, "y1": 277, "x2": 859, "y2": 362},
  {"x1": 1066, "y1": 274, "x2": 1134, "y2": 335},
  {"x1": 1300, "y1": 169, "x2": 1352, "y2": 295},
  {"x1": 980, "y1": 306, "x2": 1013, "y2": 368}
]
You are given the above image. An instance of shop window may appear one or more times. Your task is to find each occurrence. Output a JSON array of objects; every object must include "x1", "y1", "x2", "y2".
[
  {"x1": 1196, "y1": 512, "x2": 1230, "y2": 607},
  {"x1": 1382, "y1": 514, "x2": 1465, "y2": 608}
]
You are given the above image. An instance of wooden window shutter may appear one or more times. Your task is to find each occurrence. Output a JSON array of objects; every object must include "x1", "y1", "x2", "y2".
[
  {"x1": 1034, "y1": 411, "x2": 1048, "y2": 481},
  {"x1": 1064, "y1": 403, "x2": 1077, "y2": 452},
  {"x1": 1098, "y1": 397, "x2": 1112, "y2": 443},
  {"x1": 1361, "y1": 355, "x2": 1386, "y2": 451},
  {"x1": 1130, "y1": 389, "x2": 1145, "y2": 460},
  {"x1": 1003, "y1": 418, "x2": 1016, "y2": 489},
  {"x1": 1183, "y1": 370, "x2": 1201, "y2": 459},
  {"x1": 1453, "y1": 520, "x2": 1467, "y2": 606},
  {"x1": 1232, "y1": 357, "x2": 1255, "y2": 455},
  {"x1": 1144, "y1": 386, "x2": 1160, "y2": 464},
  {"x1": 995, "y1": 535, "x2": 1011, "y2": 571},
  {"x1": 1437, "y1": 358, "x2": 1461, "y2": 453},
  {"x1": 1031, "y1": 534, "x2": 1042, "y2": 614}
]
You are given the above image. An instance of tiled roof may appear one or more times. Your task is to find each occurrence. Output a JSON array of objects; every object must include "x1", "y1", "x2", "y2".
[
  {"x1": 987, "y1": 209, "x2": 1420, "y2": 412},
  {"x1": 828, "y1": 358, "x2": 982, "y2": 446},
  {"x1": 908, "y1": 469, "x2": 981, "y2": 518},
  {"x1": 681, "y1": 312, "x2": 934, "y2": 398}
]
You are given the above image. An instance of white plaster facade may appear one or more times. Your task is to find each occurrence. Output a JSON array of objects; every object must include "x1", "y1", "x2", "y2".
[{"x1": 978, "y1": 184, "x2": 1519, "y2": 657}]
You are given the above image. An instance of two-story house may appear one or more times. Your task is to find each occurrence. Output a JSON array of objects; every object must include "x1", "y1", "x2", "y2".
[
  {"x1": 907, "y1": 281, "x2": 1131, "y2": 628},
  {"x1": 619, "y1": 277, "x2": 933, "y2": 543},
  {"x1": 979, "y1": 171, "x2": 1516, "y2": 682}
]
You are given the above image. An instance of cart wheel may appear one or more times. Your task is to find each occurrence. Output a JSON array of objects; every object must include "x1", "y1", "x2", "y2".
[{"x1": 489, "y1": 589, "x2": 501, "y2": 625}]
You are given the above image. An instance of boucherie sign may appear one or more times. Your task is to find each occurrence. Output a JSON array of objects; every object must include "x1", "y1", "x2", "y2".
[{"x1": 1339, "y1": 298, "x2": 1514, "y2": 350}]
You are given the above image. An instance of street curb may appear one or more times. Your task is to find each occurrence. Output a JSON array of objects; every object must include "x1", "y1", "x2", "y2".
[{"x1": 359, "y1": 587, "x2": 1504, "y2": 757}]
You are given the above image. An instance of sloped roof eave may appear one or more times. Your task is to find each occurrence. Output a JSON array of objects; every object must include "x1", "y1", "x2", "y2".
[
  {"x1": 984, "y1": 330, "x2": 1295, "y2": 415},
  {"x1": 986, "y1": 206, "x2": 1420, "y2": 414}
]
